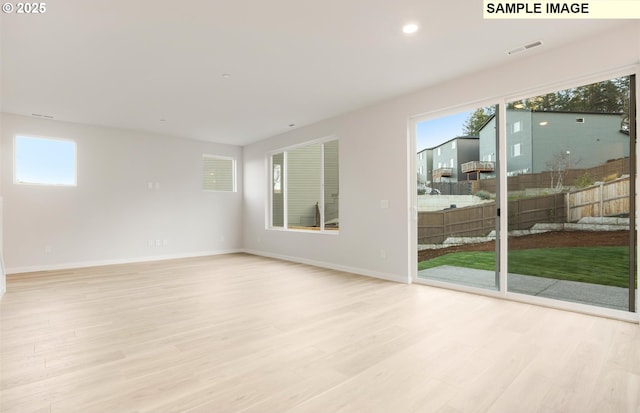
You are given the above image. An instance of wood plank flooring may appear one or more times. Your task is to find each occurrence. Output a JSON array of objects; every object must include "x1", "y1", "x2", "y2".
[{"x1": 1, "y1": 253, "x2": 639, "y2": 413}]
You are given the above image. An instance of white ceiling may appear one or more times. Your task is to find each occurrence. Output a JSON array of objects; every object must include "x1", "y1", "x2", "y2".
[{"x1": 0, "y1": 1, "x2": 626, "y2": 145}]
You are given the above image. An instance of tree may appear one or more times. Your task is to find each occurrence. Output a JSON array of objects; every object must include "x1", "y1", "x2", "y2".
[
  {"x1": 505, "y1": 76, "x2": 629, "y2": 113},
  {"x1": 545, "y1": 151, "x2": 580, "y2": 192},
  {"x1": 462, "y1": 107, "x2": 495, "y2": 136}
]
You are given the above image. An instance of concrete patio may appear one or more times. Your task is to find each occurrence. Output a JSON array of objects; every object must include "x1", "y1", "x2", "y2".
[{"x1": 418, "y1": 265, "x2": 637, "y2": 312}]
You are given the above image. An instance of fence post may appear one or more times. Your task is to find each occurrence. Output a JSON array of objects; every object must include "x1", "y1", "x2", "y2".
[
  {"x1": 600, "y1": 182, "x2": 604, "y2": 217},
  {"x1": 442, "y1": 211, "x2": 446, "y2": 242}
]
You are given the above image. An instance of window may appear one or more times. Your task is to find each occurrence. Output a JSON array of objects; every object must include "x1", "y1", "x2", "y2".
[
  {"x1": 270, "y1": 138, "x2": 339, "y2": 231},
  {"x1": 437, "y1": 148, "x2": 441, "y2": 156},
  {"x1": 450, "y1": 158, "x2": 454, "y2": 167},
  {"x1": 451, "y1": 141, "x2": 456, "y2": 149},
  {"x1": 512, "y1": 143, "x2": 521, "y2": 157},
  {"x1": 512, "y1": 121, "x2": 522, "y2": 133},
  {"x1": 202, "y1": 155, "x2": 236, "y2": 192},
  {"x1": 15, "y1": 136, "x2": 76, "y2": 186}
]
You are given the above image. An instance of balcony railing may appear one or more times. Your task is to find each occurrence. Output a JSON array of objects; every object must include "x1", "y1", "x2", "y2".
[
  {"x1": 432, "y1": 168, "x2": 453, "y2": 179},
  {"x1": 461, "y1": 161, "x2": 495, "y2": 173}
]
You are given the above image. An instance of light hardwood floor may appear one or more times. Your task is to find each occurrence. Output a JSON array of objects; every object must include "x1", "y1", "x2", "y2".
[{"x1": 1, "y1": 253, "x2": 639, "y2": 413}]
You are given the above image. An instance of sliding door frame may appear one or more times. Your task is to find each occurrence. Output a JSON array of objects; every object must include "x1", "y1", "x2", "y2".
[{"x1": 411, "y1": 65, "x2": 639, "y2": 322}]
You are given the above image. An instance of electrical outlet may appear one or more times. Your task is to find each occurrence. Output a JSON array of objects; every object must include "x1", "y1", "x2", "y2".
[
  {"x1": 45, "y1": 245, "x2": 52, "y2": 254},
  {"x1": 380, "y1": 249, "x2": 387, "y2": 260}
]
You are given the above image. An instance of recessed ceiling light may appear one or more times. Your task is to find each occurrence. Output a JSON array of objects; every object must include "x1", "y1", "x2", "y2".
[
  {"x1": 222, "y1": 74, "x2": 231, "y2": 79},
  {"x1": 402, "y1": 23, "x2": 418, "y2": 35}
]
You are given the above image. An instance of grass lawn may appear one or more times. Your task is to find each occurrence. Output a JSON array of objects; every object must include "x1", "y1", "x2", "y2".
[{"x1": 418, "y1": 246, "x2": 633, "y2": 288}]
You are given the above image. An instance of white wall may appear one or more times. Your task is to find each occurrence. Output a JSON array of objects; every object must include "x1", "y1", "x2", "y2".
[
  {"x1": 0, "y1": 51, "x2": 4, "y2": 294},
  {"x1": 242, "y1": 22, "x2": 640, "y2": 283},
  {"x1": 1, "y1": 113, "x2": 243, "y2": 273},
  {"x1": 2, "y1": 22, "x2": 638, "y2": 282}
]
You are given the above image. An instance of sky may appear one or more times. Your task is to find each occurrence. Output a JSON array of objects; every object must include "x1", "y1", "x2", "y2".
[
  {"x1": 416, "y1": 110, "x2": 472, "y2": 151},
  {"x1": 15, "y1": 136, "x2": 77, "y2": 186}
]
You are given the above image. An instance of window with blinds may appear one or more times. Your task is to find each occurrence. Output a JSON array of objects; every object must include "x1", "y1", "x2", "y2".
[{"x1": 202, "y1": 155, "x2": 236, "y2": 192}]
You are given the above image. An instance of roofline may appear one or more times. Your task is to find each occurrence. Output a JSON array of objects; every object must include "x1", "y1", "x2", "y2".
[
  {"x1": 478, "y1": 110, "x2": 625, "y2": 132},
  {"x1": 430, "y1": 135, "x2": 479, "y2": 149},
  {"x1": 530, "y1": 110, "x2": 624, "y2": 115}
]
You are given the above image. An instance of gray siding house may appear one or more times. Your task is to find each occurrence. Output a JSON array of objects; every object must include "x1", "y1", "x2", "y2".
[
  {"x1": 432, "y1": 136, "x2": 480, "y2": 182},
  {"x1": 417, "y1": 148, "x2": 433, "y2": 186},
  {"x1": 272, "y1": 140, "x2": 339, "y2": 228},
  {"x1": 479, "y1": 110, "x2": 628, "y2": 177}
]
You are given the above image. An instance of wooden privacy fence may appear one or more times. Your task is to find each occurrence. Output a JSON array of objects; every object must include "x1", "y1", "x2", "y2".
[
  {"x1": 477, "y1": 157, "x2": 629, "y2": 194},
  {"x1": 418, "y1": 192, "x2": 566, "y2": 244},
  {"x1": 431, "y1": 181, "x2": 474, "y2": 195},
  {"x1": 418, "y1": 203, "x2": 496, "y2": 245},
  {"x1": 568, "y1": 177, "x2": 629, "y2": 222},
  {"x1": 508, "y1": 192, "x2": 567, "y2": 230}
]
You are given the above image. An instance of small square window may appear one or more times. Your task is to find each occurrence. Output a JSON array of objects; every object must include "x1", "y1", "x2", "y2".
[
  {"x1": 512, "y1": 121, "x2": 522, "y2": 133},
  {"x1": 202, "y1": 155, "x2": 236, "y2": 192},
  {"x1": 512, "y1": 143, "x2": 521, "y2": 157},
  {"x1": 15, "y1": 136, "x2": 77, "y2": 186}
]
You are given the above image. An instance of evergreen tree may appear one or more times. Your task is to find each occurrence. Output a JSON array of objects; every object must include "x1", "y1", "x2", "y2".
[
  {"x1": 503, "y1": 76, "x2": 628, "y2": 113},
  {"x1": 462, "y1": 106, "x2": 495, "y2": 136}
]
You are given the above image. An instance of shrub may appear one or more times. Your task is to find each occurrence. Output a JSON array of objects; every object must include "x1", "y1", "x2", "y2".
[
  {"x1": 603, "y1": 173, "x2": 619, "y2": 182},
  {"x1": 475, "y1": 190, "x2": 491, "y2": 200},
  {"x1": 574, "y1": 172, "x2": 595, "y2": 188}
]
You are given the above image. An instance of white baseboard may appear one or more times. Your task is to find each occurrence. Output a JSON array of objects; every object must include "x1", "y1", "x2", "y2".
[
  {"x1": 242, "y1": 249, "x2": 410, "y2": 284},
  {"x1": 6, "y1": 249, "x2": 243, "y2": 275},
  {"x1": 7, "y1": 249, "x2": 410, "y2": 286}
]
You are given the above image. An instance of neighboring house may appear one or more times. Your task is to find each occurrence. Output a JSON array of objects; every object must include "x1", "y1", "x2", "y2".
[
  {"x1": 478, "y1": 110, "x2": 629, "y2": 177},
  {"x1": 272, "y1": 141, "x2": 339, "y2": 228},
  {"x1": 416, "y1": 148, "x2": 433, "y2": 186},
  {"x1": 432, "y1": 136, "x2": 480, "y2": 182}
]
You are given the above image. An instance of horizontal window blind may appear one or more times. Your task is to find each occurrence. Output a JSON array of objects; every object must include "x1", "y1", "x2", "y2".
[{"x1": 203, "y1": 156, "x2": 235, "y2": 192}]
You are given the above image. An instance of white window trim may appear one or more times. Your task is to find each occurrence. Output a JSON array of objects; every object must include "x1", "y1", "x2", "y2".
[{"x1": 267, "y1": 135, "x2": 339, "y2": 234}]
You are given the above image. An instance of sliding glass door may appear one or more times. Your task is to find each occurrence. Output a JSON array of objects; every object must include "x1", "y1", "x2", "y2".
[
  {"x1": 417, "y1": 106, "x2": 499, "y2": 291},
  {"x1": 506, "y1": 75, "x2": 636, "y2": 312},
  {"x1": 415, "y1": 74, "x2": 637, "y2": 315}
]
